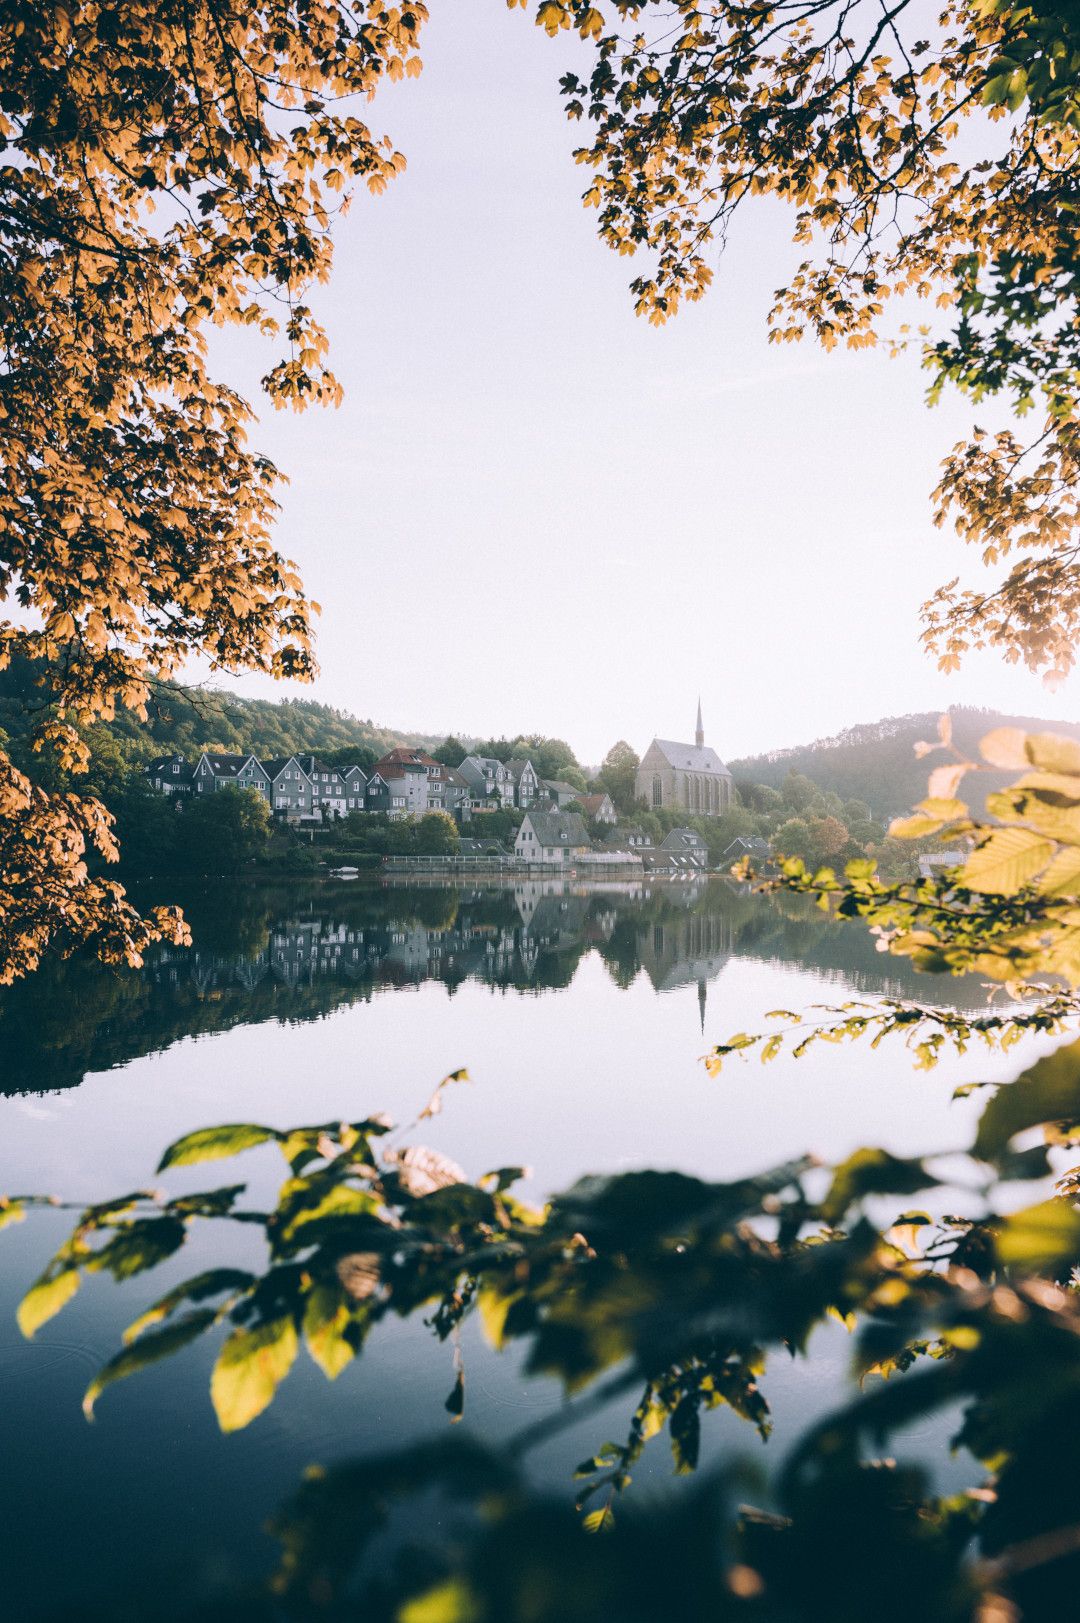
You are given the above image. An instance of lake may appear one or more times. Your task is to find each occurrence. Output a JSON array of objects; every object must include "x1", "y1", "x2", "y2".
[{"x1": 0, "y1": 876, "x2": 1051, "y2": 1620}]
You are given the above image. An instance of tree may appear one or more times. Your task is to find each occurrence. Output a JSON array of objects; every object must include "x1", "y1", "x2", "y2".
[
  {"x1": 537, "y1": 0, "x2": 1080, "y2": 680},
  {"x1": 433, "y1": 736, "x2": 468, "y2": 769},
  {"x1": 174, "y1": 789, "x2": 272, "y2": 875},
  {"x1": 414, "y1": 811, "x2": 460, "y2": 856},
  {"x1": 0, "y1": 1, "x2": 427, "y2": 979},
  {"x1": 598, "y1": 740, "x2": 640, "y2": 814},
  {"x1": 780, "y1": 772, "x2": 818, "y2": 815}
]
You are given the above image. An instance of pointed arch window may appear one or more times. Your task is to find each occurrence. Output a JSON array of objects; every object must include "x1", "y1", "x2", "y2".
[{"x1": 652, "y1": 773, "x2": 663, "y2": 808}]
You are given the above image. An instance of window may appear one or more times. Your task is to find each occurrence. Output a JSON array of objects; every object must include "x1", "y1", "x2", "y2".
[
  {"x1": 652, "y1": 773, "x2": 663, "y2": 808},
  {"x1": 171, "y1": 763, "x2": 179, "y2": 775}
]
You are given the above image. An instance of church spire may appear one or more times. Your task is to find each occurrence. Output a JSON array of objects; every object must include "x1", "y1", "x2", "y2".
[{"x1": 695, "y1": 696, "x2": 704, "y2": 749}]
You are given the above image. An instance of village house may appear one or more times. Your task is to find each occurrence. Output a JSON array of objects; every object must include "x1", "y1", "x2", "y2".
[
  {"x1": 576, "y1": 792, "x2": 617, "y2": 825},
  {"x1": 190, "y1": 752, "x2": 270, "y2": 799},
  {"x1": 514, "y1": 808, "x2": 592, "y2": 867},
  {"x1": 264, "y1": 757, "x2": 317, "y2": 822},
  {"x1": 364, "y1": 770, "x2": 408, "y2": 818},
  {"x1": 343, "y1": 764, "x2": 369, "y2": 811},
  {"x1": 635, "y1": 701, "x2": 733, "y2": 816},
  {"x1": 658, "y1": 827, "x2": 710, "y2": 868},
  {"x1": 296, "y1": 756, "x2": 348, "y2": 818},
  {"x1": 538, "y1": 778, "x2": 580, "y2": 808},
  {"x1": 721, "y1": 835, "x2": 772, "y2": 870},
  {"x1": 506, "y1": 758, "x2": 540, "y2": 808},
  {"x1": 458, "y1": 755, "x2": 514, "y2": 809},
  {"x1": 147, "y1": 754, "x2": 192, "y2": 796}
]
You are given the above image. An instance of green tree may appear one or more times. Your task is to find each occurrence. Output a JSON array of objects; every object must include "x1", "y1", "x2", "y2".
[
  {"x1": 414, "y1": 811, "x2": 460, "y2": 856},
  {"x1": 174, "y1": 790, "x2": 271, "y2": 875},
  {"x1": 433, "y1": 736, "x2": 468, "y2": 769},
  {"x1": 597, "y1": 741, "x2": 641, "y2": 814}
]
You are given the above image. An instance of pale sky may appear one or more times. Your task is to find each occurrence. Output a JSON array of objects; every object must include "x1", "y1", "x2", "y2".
[{"x1": 204, "y1": 1, "x2": 1080, "y2": 765}]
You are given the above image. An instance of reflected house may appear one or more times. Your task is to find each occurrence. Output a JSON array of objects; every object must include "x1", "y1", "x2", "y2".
[{"x1": 635, "y1": 700, "x2": 733, "y2": 816}]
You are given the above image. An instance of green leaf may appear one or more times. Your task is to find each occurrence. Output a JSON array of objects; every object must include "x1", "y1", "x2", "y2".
[
  {"x1": 822, "y1": 1148, "x2": 933, "y2": 1226},
  {"x1": 123, "y1": 1268, "x2": 255, "y2": 1344},
  {"x1": 17, "y1": 1268, "x2": 80, "y2": 1338},
  {"x1": 0, "y1": 1199, "x2": 26, "y2": 1231},
  {"x1": 85, "y1": 1216, "x2": 186, "y2": 1281},
  {"x1": 210, "y1": 1315, "x2": 298, "y2": 1431},
  {"x1": 583, "y1": 1505, "x2": 616, "y2": 1533},
  {"x1": 157, "y1": 1123, "x2": 279, "y2": 1172},
  {"x1": 995, "y1": 1199, "x2": 1080, "y2": 1271},
  {"x1": 975, "y1": 1038, "x2": 1080, "y2": 1164},
  {"x1": 302, "y1": 1284, "x2": 355, "y2": 1380},
  {"x1": 84, "y1": 1310, "x2": 217, "y2": 1419}
]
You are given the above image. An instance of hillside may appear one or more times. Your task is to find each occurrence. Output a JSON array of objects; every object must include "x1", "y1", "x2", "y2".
[
  {"x1": 0, "y1": 659, "x2": 441, "y2": 769},
  {"x1": 729, "y1": 707, "x2": 1080, "y2": 820}
]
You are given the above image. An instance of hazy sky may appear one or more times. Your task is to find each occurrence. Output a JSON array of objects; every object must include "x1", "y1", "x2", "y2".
[{"x1": 205, "y1": 2, "x2": 1080, "y2": 765}]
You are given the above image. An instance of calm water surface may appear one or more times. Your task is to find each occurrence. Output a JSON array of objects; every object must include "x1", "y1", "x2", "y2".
[{"x1": 0, "y1": 877, "x2": 1054, "y2": 1619}]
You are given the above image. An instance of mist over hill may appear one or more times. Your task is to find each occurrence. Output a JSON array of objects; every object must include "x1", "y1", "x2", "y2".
[{"x1": 729, "y1": 707, "x2": 1080, "y2": 820}]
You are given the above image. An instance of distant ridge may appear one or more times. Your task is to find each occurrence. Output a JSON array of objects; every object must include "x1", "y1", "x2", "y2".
[{"x1": 730, "y1": 707, "x2": 1080, "y2": 820}]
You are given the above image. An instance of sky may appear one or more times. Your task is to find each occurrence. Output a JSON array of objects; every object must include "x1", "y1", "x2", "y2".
[{"x1": 203, "y1": 1, "x2": 1080, "y2": 766}]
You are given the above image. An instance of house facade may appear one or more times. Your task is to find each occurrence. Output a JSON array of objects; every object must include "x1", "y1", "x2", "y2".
[
  {"x1": 506, "y1": 758, "x2": 540, "y2": 808},
  {"x1": 296, "y1": 756, "x2": 347, "y2": 819},
  {"x1": 635, "y1": 701, "x2": 733, "y2": 817},
  {"x1": 538, "y1": 778, "x2": 579, "y2": 809},
  {"x1": 658, "y1": 827, "x2": 709, "y2": 868},
  {"x1": 577, "y1": 793, "x2": 617, "y2": 825},
  {"x1": 148, "y1": 754, "x2": 192, "y2": 796},
  {"x1": 191, "y1": 752, "x2": 270, "y2": 799},
  {"x1": 266, "y1": 757, "x2": 316, "y2": 821},
  {"x1": 459, "y1": 756, "x2": 514, "y2": 809},
  {"x1": 514, "y1": 809, "x2": 592, "y2": 867}
]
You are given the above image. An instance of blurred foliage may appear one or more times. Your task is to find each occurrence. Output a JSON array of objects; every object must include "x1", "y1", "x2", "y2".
[{"x1": 13, "y1": 1034, "x2": 1080, "y2": 1616}]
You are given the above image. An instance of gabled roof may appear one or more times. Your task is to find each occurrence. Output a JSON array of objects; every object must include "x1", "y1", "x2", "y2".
[
  {"x1": 648, "y1": 739, "x2": 732, "y2": 776},
  {"x1": 195, "y1": 751, "x2": 254, "y2": 778},
  {"x1": 148, "y1": 753, "x2": 190, "y2": 775},
  {"x1": 296, "y1": 755, "x2": 343, "y2": 780},
  {"x1": 523, "y1": 809, "x2": 591, "y2": 849},
  {"x1": 343, "y1": 763, "x2": 369, "y2": 781},
  {"x1": 722, "y1": 836, "x2": 770, "y2": 859},
  {"x1": 505, "y1": 758, "x2": 535, "y2": 782},
  {"x1": 577, "y1": 793, "x2": 614, "y2": 815},
  {"x1": 539, "y1": 778, "x2": 579, "y2": 797},
  {"x1": 263, "y1": 756, "x2": 308, "y2": 781},
  {"x1": 660, "y1": 827, "x2": 708, "y2": 852}
]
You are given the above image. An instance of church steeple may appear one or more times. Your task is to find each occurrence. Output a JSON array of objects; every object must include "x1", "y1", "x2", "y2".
[{"x1": 695, "y1": 696, "x2": 704, "y2": 749}]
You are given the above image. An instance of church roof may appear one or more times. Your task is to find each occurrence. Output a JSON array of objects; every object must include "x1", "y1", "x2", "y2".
[{"x1": 650, "y1": 739, "x2": 732, "y2": 776}]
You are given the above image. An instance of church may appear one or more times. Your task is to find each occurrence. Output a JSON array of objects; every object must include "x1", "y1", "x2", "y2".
[{"x1": 635, "y1": 702, "x2": 734, "y2": 817}]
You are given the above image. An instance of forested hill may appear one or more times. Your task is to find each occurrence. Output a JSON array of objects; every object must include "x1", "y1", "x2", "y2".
[
  {"x1": 729, "y1": 707, "x2": 1080, "y2": 820},
  {"x1": 0, "y1": 660, "x2": 439, "y2": 768}
]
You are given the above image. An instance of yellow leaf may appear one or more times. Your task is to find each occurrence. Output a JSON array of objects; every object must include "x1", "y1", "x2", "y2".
[
  {"x1": 210, "y1": 1316, "x2": 298, "y2": 1431},
  {"x1": 17, "y1": 1268, "x2": 80, "y2": 1338},
  {"x1": 960, "y1": 827, "x2": 1055, "y2": 895}
]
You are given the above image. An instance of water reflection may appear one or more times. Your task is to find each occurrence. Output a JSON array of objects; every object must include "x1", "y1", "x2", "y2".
[{"x1": 0, "y1": 877, "x2": 992, "y2": 1099}]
